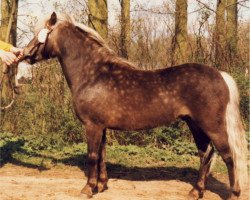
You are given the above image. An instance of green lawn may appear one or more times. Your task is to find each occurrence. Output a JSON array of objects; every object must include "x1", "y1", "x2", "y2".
[{"x1": 0, "y1": 132, "x2": 227, "y2": 176}]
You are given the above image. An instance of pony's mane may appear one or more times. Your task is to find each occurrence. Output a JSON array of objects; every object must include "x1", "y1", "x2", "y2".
[
  {"x1": 38, "y1": 13, "x2": 137, "y2": 69},
  {"x1": 57, "y1": 14, "x2": 111, "y2": 51},
  {"x1": 57, "y1": 14, "x2": 137, "y2": 69}
]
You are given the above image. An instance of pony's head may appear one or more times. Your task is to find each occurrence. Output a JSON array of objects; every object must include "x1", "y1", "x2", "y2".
[{"x1": 22, "y1": 12, "x2": 59, "y2": 64}]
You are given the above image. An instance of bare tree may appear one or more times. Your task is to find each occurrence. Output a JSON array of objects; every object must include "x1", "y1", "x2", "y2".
[
  {"x1": 120, "y1": 0, "x2": 131, "y2": 59},
  {"x1": 0, "y1": 0, "x2": 19, "y2": 129},
  {"x1": 1, "y1": 0, "x2": 18, "y2": 45},
  {"x1": 226, "y1": 0, "x2": 238, "y2": 62},
  {"x1": 214, "y1": 0, "x2": 226, "y2": 68},
  {"x1": 88, "y1": 0, "x2": 108, "y2": 39},
  {"x1": 171, "y1": 0, "x2": 188, "y2": 65}
]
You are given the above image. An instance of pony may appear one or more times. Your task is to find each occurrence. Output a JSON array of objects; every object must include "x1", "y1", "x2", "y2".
[{"x1": 21, "y1": 12, "x2": 247, "y2": 199}]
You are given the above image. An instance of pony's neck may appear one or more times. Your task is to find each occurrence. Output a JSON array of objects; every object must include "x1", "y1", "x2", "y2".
[{"x1": 55, "y1": 25, "x2": 112, "y2": 92}]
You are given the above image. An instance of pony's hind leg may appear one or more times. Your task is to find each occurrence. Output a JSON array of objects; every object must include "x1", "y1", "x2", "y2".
[
  {"x1": 81, "y1": 123, "x2": 104, "y2": 198},
  {"x1": 209, "y1": 131, "x2": 241, "y2": 200},
  {"x1": 184, "y1": 117, "x2": 216, "y2": 200},
  {"x1": 198, "y1": 122, "x2": 246, "y2": 199},
  {"x1": 97, "y1": 129, "x2": 108, "y2": 193}
]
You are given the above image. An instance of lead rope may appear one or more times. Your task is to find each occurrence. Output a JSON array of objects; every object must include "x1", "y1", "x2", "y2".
[{"x1": 0, "y1": 64, "x2": 17, "y2": 111}]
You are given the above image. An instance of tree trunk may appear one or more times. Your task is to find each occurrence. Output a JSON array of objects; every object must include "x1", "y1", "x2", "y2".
[
  {"x1": 0, "y1": 0, "x2": 10, "y2": 41},
  {"x1": 0, "y1": 0, "x2": 18, "y2": 130},
  {"x1": 88, "y1": 0, "x2": 108, "y2": 39},
  {"x1": 1, "y1": 0, "x2": 18, "y2": 45},
  {"x1": 226, "y1": 0, "x2": 238, "y2": 63},
  {"x1": 214, "y1": 0, "x2": 226, "y2": 69},
  {"x1": 0, "y1": 0, "x2": 18, "y2": 99},
  {"x1": 120, "y1": 0, "x2": 130, "y2": 59},
  {"x1": 171, "y1": 0, "x2": 188, "y2": 65}
]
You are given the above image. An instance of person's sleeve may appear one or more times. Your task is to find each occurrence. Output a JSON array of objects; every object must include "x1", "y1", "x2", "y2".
[{"x1": 0, "y1": 40, "x2": 13, "y2": 51}]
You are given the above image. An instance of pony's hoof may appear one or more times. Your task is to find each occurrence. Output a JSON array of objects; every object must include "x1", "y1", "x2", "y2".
[
  {"x1": 81, "y1": 185, "x2": 93, "y2": 198},
  {"x1": 227, "y1": 195, "x2": 239, "y2": 200},
  {"x1": 79, "y1": 193, "x2": 92, "y2": 199},
  {"x1": 227, "y1": 191, "x2": 240, "y2": 200},
  {"x1": 188, "y1": 188, "x2": 202, "y2": 200},
  {"x1": 97, "y1": 182, "x2": 108, "y2": 193}
]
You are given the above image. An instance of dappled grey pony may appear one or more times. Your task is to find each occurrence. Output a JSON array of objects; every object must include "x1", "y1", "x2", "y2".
[{"x1": 22, "y1": 13, "x2": 247, "y2": 199}]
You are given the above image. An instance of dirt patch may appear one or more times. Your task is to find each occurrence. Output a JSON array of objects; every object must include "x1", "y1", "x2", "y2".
[{"x1": 0, "y1": 164, "x2": 249, "y2": 200}]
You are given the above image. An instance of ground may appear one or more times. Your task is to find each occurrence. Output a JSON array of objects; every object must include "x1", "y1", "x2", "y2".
[{"x1": 0, "y1": 164, "x2": 249, "y2": 200}]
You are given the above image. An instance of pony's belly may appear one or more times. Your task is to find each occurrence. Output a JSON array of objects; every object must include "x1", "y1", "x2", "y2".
[{"x1": 105, "y1": 108, "x2": 177, "y2": 131}]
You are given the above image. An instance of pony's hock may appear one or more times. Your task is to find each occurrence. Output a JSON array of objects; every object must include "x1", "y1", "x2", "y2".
[{"x1": 22, "y1": 12, "x2": 248, "y2": 199}]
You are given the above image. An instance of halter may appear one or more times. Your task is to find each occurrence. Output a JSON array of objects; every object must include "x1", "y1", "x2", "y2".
[
  {"x1": 28, "y1": 25, "x2": 53, "y2": 60},
  {"x1": 38, "y1": 28, "x2": 50, "y2": 43}
]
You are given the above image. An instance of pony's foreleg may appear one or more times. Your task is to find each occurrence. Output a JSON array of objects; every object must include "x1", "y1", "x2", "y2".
[
  {"x1": 81, "y1": 123, "x2": 104, "y2": 198},
  {"x1": 97, "y1": 129, "x2": 108, "y2": 193},
  {"x1": 184, "y1": 117, "x2": 216, "y2": 200}
]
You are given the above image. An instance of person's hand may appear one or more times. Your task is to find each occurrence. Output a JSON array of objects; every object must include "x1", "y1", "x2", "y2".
[
  {"x1": 10, "y1": 46, "x2": 24, "y2": 60},
  {"x1": 0, "y1": 50, "x2": 18, "y2": 65}
]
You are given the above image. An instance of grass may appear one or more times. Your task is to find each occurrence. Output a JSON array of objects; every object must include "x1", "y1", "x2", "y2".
[{"x1": 0, "y1": 132, "x2": 227, "y2": 175}]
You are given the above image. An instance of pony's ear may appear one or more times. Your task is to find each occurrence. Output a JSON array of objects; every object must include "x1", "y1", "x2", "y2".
[{"x1": 48, "y1": 12, "x2": 57, "y2": 26}]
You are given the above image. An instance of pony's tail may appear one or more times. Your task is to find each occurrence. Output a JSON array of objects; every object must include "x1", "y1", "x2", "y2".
[{"x1": 220, "y1": 72, "x2": 248, "y2": 190}]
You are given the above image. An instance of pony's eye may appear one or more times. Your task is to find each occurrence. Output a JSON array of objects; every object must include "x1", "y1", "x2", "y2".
[{"x1": 38, "y1": 28, "x2": 49, "y2": 43}]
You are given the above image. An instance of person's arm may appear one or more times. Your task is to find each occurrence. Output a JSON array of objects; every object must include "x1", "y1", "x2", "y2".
[
  {"x1": 0, "y1": 41, "x2": 23, "y2": 65},
  {"x1": 0, "y1": 40, "x2": 13, "y2": 51}
]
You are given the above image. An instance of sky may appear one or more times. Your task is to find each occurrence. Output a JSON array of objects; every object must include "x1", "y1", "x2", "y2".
[
  {"x1": 9, "y1": 0, "x2": 249, "y2": 47},
  {"x1": 0, "y1": 0, "x2": 249, "y2": 77}
]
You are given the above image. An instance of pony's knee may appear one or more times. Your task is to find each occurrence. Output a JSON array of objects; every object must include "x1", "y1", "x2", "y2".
[
  {"x1": 88, "y1": 152, "x2": 98, "y2": 165},
  {"x1": 196, "y1": 181, "x2": 205, "y2": 191}
]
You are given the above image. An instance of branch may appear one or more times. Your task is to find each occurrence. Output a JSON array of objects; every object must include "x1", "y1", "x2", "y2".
[
  {"x1": 18, "y1": 2, "x2": 40, "y2": 9},
  {"x1": 195, "y1": 0, "x2": 216, "y2": 13},
  {"x1": 17, "y1": 26, "x2": 30, "y2": 35},
  {"x1": 238, "y1": 2, "x2": 250, "y2": 8},
  {"x1": 189, "y1": 7, "x2": 205, "y2": 14},
  {"x1": 75, "y1": 0, "x2": 88, "y2": 9},
  {"x1": 131, "y1": 8, "x2": 174, "y2": 15},
  {"x1": 226, "y1": 0, "x2": 250, "y2": 8},
  {"x1": 18, "y1": 19, "x2": 34, "y2": 28}
]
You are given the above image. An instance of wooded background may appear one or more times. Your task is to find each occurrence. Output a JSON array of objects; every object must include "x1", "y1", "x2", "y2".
[{"x1": 0, "y1": 0, "x2": 249, "y2": 153}]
